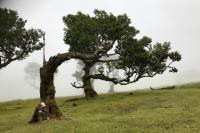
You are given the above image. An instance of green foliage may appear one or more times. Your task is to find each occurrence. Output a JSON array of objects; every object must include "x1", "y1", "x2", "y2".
[
  {"x1": 63, "y1": 10, "x2": 181, "y2": 86},
  {"x1": 1, "y1": 83, "x2": 200, "y2": 132},
  {"x1": 116, "y1": 37, "x2": 181, "y2": 78},
  {"x1": 0, "y1": 8, "x2": 44, "y2": 69},
  {"x1": 63, "y1": 9, "x2": 138, "y2": 54}
]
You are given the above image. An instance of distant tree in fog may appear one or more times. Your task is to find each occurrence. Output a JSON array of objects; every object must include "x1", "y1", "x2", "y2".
[
  {"x1": 24, "y1": 62, "x2": 40, "y2": 90},
  {"x1": 108, "y1": 70, "x2": 119, "y2": 93},
  {"x1": 72, "y1": 61, "x2": 119, "y2": 93},
  {"x1": 72, "y1": 61, "x2": 84, "y2": 87}
]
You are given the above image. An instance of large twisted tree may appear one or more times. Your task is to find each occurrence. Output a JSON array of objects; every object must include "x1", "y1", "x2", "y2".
[
  {"x1": 0, "y1": 8, "x2": 44, "y2": 69},
  {"x1": 64, "y1": 10, "x2": 181, "y2": 96},
  {"x1": 30, "y1": 10, "x2": 181, "y2": 123}
]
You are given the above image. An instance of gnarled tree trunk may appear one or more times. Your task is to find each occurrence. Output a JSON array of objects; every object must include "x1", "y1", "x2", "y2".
[
  {"x1": 83, "y1": 78, "x2": 97, "y2": 97},
  {"x1": 30, "y1": 52, "x2": 98, "y2": 123},
  {"x1": 29, "y1": 56, "x2": 65, "y2": 123},
  {"x1": 82, "y1": 61, "x2": 97, "y2": 97}
]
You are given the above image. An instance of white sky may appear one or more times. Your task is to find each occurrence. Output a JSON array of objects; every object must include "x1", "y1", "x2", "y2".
[{"x1": 0, "y1": 0, "x2": 200, "y2": 101}]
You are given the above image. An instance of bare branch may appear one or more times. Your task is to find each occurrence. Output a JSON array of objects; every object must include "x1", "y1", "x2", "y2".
[{"x1": 71, "y1": 82, "x2": 84, "y2": 89}]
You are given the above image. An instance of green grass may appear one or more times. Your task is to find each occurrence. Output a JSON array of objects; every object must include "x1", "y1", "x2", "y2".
[{"x1": 1, "y1": 82, "x2": 200, "y2": 133}]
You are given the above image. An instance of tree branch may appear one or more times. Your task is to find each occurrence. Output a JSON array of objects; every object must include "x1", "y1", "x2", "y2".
[
  {"x1": 71, "y1": 82, "x2": 84, "y2": 89},
  {"x1": 87, "y1": 73, "x2": 118, "y2": 84},
  {"x1": 97, "y1": 58, "x2": 120, "y2": 63}
]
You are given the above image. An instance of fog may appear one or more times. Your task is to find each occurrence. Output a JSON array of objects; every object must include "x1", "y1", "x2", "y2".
[
  {"x1": 24, "y1": 62, "x2": 40, "y2": 90},
  {"x1": 0, "y1": 0, "x2": 200, "y2": 101}
]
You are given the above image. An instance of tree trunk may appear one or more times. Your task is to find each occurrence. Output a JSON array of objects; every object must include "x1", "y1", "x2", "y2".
[
  {"x1": 83, "y1": 78, "x2": 97, "y2": 97},
  {"x1": 30, "y1": 52, "x2": 97, "y2": 123},
  {"x1": 82, "y1": 61, "x2": 97, "y2": 97},
  {"x1": 30, "y1": 52, "x2": 98, "y2": 123},
  {"x1": 29, "y1": 60, "x2": 63, "y2": 123}
]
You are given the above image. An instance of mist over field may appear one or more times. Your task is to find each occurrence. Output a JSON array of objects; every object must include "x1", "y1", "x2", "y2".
[{"x1": 0, "y1": 0, "x2": 200, "y2": 101}]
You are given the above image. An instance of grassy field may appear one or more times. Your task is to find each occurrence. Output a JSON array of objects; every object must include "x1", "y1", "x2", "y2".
[{"x1": 1, "y1": 82, "x2": 200, "y2": 133}]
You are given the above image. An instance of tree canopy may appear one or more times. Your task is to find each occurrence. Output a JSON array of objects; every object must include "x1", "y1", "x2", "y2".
[
  {"x1": 0, "y1": 8, "x2": 44, "y2": 69},
  {"x1": 63, "y1": 9, "x2": 181, "y2": 89},
  {"x1": 63, "y1": 10, "x2": 137, "y2": 54}
]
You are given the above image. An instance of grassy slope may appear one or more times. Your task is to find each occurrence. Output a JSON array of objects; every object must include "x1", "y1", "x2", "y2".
[{"x1": 1, "y1": 83, "x2": 200, "y2": 133}]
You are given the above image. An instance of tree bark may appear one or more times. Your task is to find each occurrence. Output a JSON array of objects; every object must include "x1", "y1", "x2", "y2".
[
  {"x1": 83, "y1": 78, "x2": 97, "y2": 97},
  {"x1": 82, "y1": 61, "x2": 97, "y2": 97},
  {"x1": 29, "y1": 56, "x2": 64, "y2": 123},
  {"x1": 30, "y1": 52, "x2": 98, "y2": 123}
]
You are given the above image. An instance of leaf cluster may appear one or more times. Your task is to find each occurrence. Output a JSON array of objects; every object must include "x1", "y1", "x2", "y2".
[
  {"x1": 0, "y1": 8, "x2": 44, "y2": 69},
  {"x1": 63, "y1": 9, "x2": 138, "y2": 54}
]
